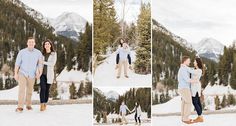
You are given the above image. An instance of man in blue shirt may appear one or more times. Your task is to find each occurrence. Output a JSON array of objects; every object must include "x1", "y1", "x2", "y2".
[
  {"x1": 177, "y1": 56, "x2": 195, "y2": 124},
  {"x1": 14, "y1": 37, "x2": 43, "y2": 112}
]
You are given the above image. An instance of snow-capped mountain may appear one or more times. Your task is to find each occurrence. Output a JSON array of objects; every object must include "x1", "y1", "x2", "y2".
[
  {"x1": 50, "y1": 12, "x2": 87, "y2": 41},
  {"x1": 10, "y1": 0, "x2": 51, "y2": 28},
  {"x1": 105, "y1": 91, "x2": 119, "y2": 102},
  {"x1": 193, "y1": 38, "x2": 224, "y2": 62},
  {"x1": 152, "y1": 20, "x2": 194, "y2": 51}
]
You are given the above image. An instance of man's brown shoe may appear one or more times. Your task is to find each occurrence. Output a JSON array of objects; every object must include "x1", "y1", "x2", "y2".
[
  {"x1": 182, "y1": 119, "x2": 194, "y2": 124},
  {"x1": 26, "y1": 106, "x2": 33, "y2": 110},
  {"x1": 15, "y1": 108, "x2": 23, "y2": 112}
]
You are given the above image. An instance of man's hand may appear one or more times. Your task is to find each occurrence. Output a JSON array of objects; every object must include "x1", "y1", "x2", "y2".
[
  {"x1": 36, "y1": 71, "x2": 40, "y2": 80},
  {"x1": 14, "y1": 73, "x2": 19, "y2": 81},
  {"x1": 115, "y1": 64, "x2": 119, "y2": 69},
  {"x1": 129, "y1": 65, "x2": 132, "y2": 70}
]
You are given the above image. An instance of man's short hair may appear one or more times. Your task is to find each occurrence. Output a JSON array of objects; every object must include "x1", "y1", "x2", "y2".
[
  {"x1": 181, "y1": 56, "x2": 190, "y2": 64},
  {"x1": 28, "y1": 37, "x2": 35, "y2": 40}
]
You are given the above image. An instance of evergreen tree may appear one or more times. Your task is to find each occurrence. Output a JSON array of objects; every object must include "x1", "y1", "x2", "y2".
[
  {"x1": 50, "y1": 82, "x2": 58, "y2": 100},
  {"x1": 218, "y1": 47, "x2": 231, "y2": 86},
  {"x1": 227, "y1": 94, "x2": 236, "y2": 106},
  {"x1": 66, "y1": 42, "x2": 75, "y2": 71},
  {"x1": 93, "y1": 0, "x2": 120, "y2": 54},
  {"x1": 221, "y1": 95, "x2": 227, "y2": 108},
  {"x1": 77, "y1": 22, "x2": 92, "y2": 72},
  {"x1": 135, "y1": 3, "x2": 151, "y2": 74},
  {"x1": 230, "y1": 54, "x2": 236, "y2": 89},
  {"x1": 96, "y1": 112, "x2": 101, "y2": 123},
  {"x1": 0, "y1": 78, "x2": 3, "y2": 90},
  {"x1": 84, "y1": 81, "x2": 92, "y2": 95},
  {"x1": 77, "y1": 82, "x2": 85, "y2": 98},
  {"x1": 69, "y1": 82, "x2": 77, "y2": 99},
  {"x1": 215, "y1": 95, "x2": 220, "y2": 110}
]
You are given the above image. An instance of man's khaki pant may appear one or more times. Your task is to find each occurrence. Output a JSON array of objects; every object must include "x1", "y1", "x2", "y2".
[
  {"x1": 178, "y1": 88, "x2": 192, "y2": 121},
  {"x1": 117, "y1": 60, "x2": 128, "y2": 77},
  {"x1": 18, "y1": 74, "x2": 35, "y2": 108},
  {"x1": 121, "y1": 113, "x2": 128, "y2": 124}
]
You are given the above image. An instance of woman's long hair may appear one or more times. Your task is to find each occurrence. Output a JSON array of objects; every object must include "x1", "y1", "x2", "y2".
[
  {"x1": 119, "y1": 38, "x2": 124, "y2": 47},
  {"x1": 195, "y1": 57, "x2": 205, "y2": 75},
  {"x1": 42, "y1": 39, "x2": 55, "y2": 55}
]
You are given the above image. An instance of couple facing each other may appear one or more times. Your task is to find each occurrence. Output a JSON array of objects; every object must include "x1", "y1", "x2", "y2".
[
  {"x1": 178, "y1": 56, "x2": 204, "y2": 124},
  {"x1": 115, "y1": 38, "x2": 132, "y2": 79},
  {"x1": 119, "y1": 101, "x2": 142, "y2": 125},
  {"x1": 14, "y1": 37, "x2": 57, "y2": 112}
]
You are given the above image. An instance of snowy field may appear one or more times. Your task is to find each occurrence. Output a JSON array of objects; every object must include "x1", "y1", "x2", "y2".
[
  {"x1": 0, "y1": 104, "x2": 92, "y2": 126},
  {"x1": 152, "y1": 113, "x2": 236, "y2": 126},
  {"x1": 94, "y1": 51, "x2": 151, "y2": 87},
  {"x1": 0, "y1": 86, "x2": 39, "y2": 100},
  {"x1": 94, "y1": 122, "x2": 151, "y2": 126},
  {"x1": 94, "y1": 112, "x2": 151, "y2": 126},
  {"x1": 152, "y1": 84, "x2": 236, "y2": 114},
  {"x1": 0, "y1": 86, "x2": 92, "y2": 101}
]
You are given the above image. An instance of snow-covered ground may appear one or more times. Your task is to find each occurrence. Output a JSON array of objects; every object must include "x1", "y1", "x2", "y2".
[
  {"x1": 0, "y1": 86, "x2": 39, "y2": 100},
  {"x1": 56, "y1": 68, "x2": 92, "y2": 82},
  {"x1": 152, "y1": 114, "x2": 236, "y2": 126},
  {"x1": 0, "y1": 85, "x2": 92, "y2": 101},
  {"x1": 153, "y1": 84, "x2": 236, "y2": 114},
  {"x1": 203, "y1": 84, "x2": 236, "y2": 96},
  {"x1": 94, "y1": 112, "x2": 151, "y2": 126},
  {"x1": 94, "y1": 122, "x2": 151, "y2": 126},
  {"x1": 152, "y1": 96, "x2": 184, "y2": 114},
  {"x1": 0, "y1": 104, "x2": 92, "y2": 126},
  {"x1": 94, "y1": 51, "x2": 151, "y2": 87}
]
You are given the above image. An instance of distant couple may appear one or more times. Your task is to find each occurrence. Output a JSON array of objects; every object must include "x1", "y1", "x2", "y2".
[
  {"x1": 177, "y1": 56, "x2": 204, "y2": 124},
  {"x1": 14, "y1": 37, "x2": 57, "y2": 112},
  {"x1": 119, "y1": 101, "x2": 142, "y2": 125},
  {"x1": 115, "y1": 38, "x2": 132, "y2": 79}
]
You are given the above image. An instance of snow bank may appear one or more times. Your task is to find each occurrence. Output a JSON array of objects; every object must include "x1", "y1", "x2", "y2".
[
  {"x1": 56, "y1": 68, "x2": 91, "y2": 82},
  {"x1": 152, "y1": 113, "x2": 236, "y2": 126},
  {"x1": 152, "y1": 96, "x2": 194, "y2": 114},
  {"x1": 203, "y1": 84, "x2": 236, "y2": 96},
  {"x1": 94, "y1": 51, "x2": 151, "y2": 87},
  {"x1": 0, "y1": 104, "x2": 92, "y2": 126},
  {"x1": 0, "y1": 86, "x2": 39, "y2": 100}
]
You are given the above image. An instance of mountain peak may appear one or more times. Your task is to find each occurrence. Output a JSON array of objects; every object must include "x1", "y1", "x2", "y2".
[
  {"x1": 9, "y1": 0, "x2": 51, "y2": 28},
  {"x1": 152, "y1": 20, "x2": 194, "y2": 51},
  {"x1": 105, "y1": 90, "x2": 119, "y2": 102},
  {"x1": 193, "y1": 38, "x2": 224, "y2": 62},
  {"x1": 50, "y1": 12, "x2": 87, "y2": 41}
]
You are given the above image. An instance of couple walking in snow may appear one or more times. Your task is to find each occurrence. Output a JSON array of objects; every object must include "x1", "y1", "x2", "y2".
[
  {"x1": 14, "y1": 37, "x2": 57, "y2": 112},
  {"x1": 115, "y1": 38, "x2": 132, "y2": 79},
  {"x1": 119, "y1": 101, "x2": 142, "y2": 125},
  {"x1": 177, "y1": 56, "x2": 204, "y2": 124}
]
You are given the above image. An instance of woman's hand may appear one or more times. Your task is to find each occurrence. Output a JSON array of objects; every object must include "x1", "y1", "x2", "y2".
[{"x1": 14, "y1": 73, "x2": 19, "y2": 81}]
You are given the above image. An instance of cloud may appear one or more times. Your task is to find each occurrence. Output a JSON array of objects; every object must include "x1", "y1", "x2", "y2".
[
  {"x1": 20, "y1": 0, "x2": 92, "y2": 22},
  {"x1": 153, "y1": 0, "x2": 236, "y2": 46},
  {"x1": 115, "y1": 0, "x2": 150, "y2": 23}
]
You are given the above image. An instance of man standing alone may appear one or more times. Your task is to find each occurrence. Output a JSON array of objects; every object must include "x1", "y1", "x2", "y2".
[{"x1": 14, "y1": 37, "x2": 43, "y2": 112}]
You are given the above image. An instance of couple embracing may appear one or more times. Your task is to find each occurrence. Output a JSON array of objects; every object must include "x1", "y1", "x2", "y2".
[
  {"x1": 14, "y1": 37, "x2": 57, "y2": 112},
  {"x1": 177, "y1": 56, "x2": 204, "y2": 124}
]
